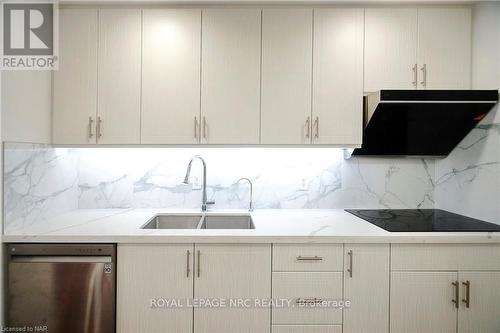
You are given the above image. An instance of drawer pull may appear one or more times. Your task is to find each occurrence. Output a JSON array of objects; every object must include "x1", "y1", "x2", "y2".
[
  {"x1": 296, "y1": 256, "x2": 323, "y2": 261},
  {"x1": 296, "y1": 298, "x2": 323, "y2": 305}
]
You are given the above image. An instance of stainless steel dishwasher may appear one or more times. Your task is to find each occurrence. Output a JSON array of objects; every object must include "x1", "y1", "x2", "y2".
[{"x1": 6, "y1": 244, "x2": 116, "y2": 333}]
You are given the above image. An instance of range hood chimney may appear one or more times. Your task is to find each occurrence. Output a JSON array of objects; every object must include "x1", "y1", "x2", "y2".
[{"x1": 351, "y1": 90, "x2": 499, "y2": 157}]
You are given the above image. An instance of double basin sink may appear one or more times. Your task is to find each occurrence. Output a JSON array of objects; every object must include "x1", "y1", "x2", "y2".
[{"x1": 141, "y1": 214, "x2": 255, "y2": 230}]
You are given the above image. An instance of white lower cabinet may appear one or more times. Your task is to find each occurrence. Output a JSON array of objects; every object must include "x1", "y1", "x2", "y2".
[
  {"x1": 117, "y1": 244, "x2": 194, "y2": 333},
  {"x1": 117, "y1": 243, "x2": 271, "y2": 333},
  {"x1": 194, "y1": 244, "x2": 271, "y2": 333},
  {"x1": 391, "y1": 244, "x2": 500, "y2": 333},
  {"x1": 390, "y1": 271, "x2": 458, "y2": 333},
  {"x1": 458, "y1": 271, "x2": 500, "y2": 333},
  {"x1": 117, "y1": 243, "x2": 499, "y2": 333},
  {"x1": 343, "y1": 244, "x2": 389, "y2": 333}
]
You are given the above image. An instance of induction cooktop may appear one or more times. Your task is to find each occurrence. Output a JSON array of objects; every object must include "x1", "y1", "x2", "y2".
[{"x1": 345, "y1": 209, "x2": 500, "y2": 232}]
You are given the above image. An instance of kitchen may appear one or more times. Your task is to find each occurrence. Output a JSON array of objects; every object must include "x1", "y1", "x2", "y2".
[{"x1": 0, "y1": 0, "x2": 499, "y2": 332}]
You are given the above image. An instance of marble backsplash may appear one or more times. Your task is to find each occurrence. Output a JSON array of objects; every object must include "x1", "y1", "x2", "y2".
[
  {"x1": 4, "y1": 145, "x2": 436, "y2": 230},
  {"x1": 5, "y1": 102, "x2": 499, "y2": 231},
  {"x1": 435, "y1": 105, "x2": 500, "y2": 224}
]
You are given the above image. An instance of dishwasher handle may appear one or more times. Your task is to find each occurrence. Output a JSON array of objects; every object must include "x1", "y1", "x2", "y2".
[{"x1": 10, "y1": 256, "x2": 112, "y2": 263}]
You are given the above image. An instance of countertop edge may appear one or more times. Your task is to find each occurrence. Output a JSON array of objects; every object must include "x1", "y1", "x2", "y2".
[{"x1": 3, "y1": 234, "x2": 500, "y2": 244}]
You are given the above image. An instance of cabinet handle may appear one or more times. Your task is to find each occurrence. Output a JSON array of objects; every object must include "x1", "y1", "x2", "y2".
[
  {"x1": 296, "y1": 255, "x2": 323, "y2": 261},
  {"x1": 347, "y1": 250, "x2": 353, "y2": 278},
  {"x1": 462, "y1": 280, "x2": 470, "y2": 308},
  {"x1": 305, "y1": 117, "x2": 310, "y2": 139},
  {"x1": 202, "y1": 117, "x2": 207, "y2": 142},
  {"x1": 412, "y1": 64, "x2": 418, "y2": 87},
  {"x1": 314, "y1": 117, "x2": 319, "y2": 139},
  {"x1": 97, "y1": 117, "x2": 103, "y2": 139},
  {"x1": 452, "y1": 281, "x2": 459, "y2": 308},
  {"x1": 88, "y1": 117, "x2": 94, "y2": 139},
  {"x1": 186, "y1": 250, "x2": 191, "y2": 278},
  {"x1": 420, "y1": 64, "x2": 427, "y2": 87},
  {"x1": 197, "y1": 250, "x2": 201, "y2": 278},
  {"x1": 194, "y1": 117, "x2": 198, "y2": 141}
]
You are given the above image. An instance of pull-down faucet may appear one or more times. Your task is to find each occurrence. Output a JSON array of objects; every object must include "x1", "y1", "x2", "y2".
[{"x1": 183, "y1": 155, "x2": 214, "y2": 212}]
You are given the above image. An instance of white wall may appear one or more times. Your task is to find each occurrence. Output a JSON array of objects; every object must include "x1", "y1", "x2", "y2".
[{"x1": 1, "y1": 71, "x2": 52, "y2": 144}]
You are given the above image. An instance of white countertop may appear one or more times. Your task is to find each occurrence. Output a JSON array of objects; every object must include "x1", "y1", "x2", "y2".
[{"x1": 3, "y1": 209, "x2": 500, "y2": 243}]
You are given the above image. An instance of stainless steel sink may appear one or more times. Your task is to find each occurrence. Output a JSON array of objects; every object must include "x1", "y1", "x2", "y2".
[
  {"x1": 141, "y1": 214, "x2": 203, "y2": 229},
  {"x1": 141, "y1": 214, "x2": 255, "y2": 229},
  {"x1": 200, "y1": 215, "x2": 255, "y2": 229}
]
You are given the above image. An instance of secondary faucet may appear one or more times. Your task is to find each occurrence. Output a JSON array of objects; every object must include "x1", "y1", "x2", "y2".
[
  {"x1": 183, "y1": 155, "x2": 214, "y2": 212},
  {"x1": 236, "y1": 178, "x2": 253, "y2": 211}
]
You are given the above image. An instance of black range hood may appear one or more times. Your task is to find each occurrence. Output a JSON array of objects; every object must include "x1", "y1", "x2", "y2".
[{"x1": 352, "y1": 90, "x2": 499, "y2": 157}]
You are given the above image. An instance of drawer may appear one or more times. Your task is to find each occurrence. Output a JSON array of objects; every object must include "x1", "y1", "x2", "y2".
[
  {"x1": 272, "y1": 325, "x2": 342, "y2": 333},
  {"x1": 273, "y1": 244, "x2": 343, "y2": 271},
  {"x1": 391, "y1": 244, "x2": 500, "y2": 271},
  {"x1": 272, "y1": 272, "x2": 343, "y2": 325}
]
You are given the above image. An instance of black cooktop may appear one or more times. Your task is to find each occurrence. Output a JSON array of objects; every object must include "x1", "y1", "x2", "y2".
[{"x1": 346, "y1": 209, "x2": 500, "y2": 232}]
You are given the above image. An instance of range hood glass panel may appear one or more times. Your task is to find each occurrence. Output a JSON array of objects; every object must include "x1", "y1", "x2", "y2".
[{"x1": 352, "y1": 92, "x2": 497, "y2": 156}]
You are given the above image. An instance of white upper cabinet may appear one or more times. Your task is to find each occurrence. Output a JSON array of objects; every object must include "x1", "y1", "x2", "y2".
[
  {"x1": 53, "y1": 9, "x2": 98, "y2": 144},
  {"x1": 98, "y1": 9, "x2": 141, "y2": 144},
  {"x1": 201, "y1": 9, "x2": 261, "y2": 144},
  {"x1": 364, "y1": 8, "x2": 418, "y2": 91},
  {"x1": 365, "y1": 7, "x2": 471, "y2": 92},
  {"x1": 312, "y1": 8, "x2": 364, "y2": 146},
  {"x1": 52, "y1": 6, "x2": 472, "y2": 146},
  {"x1": 261, "y1": 9, "x2": 313, "y2": 144},
  {"x1": 417, "y1": 8, "x2": 471, "y2": 89},
  {"x1": 142, "y1": 9, "x2": 202, "y2": 144}
]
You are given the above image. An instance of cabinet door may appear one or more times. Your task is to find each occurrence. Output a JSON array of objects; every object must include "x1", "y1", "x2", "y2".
[
  {"x1": 53, "y1": 9, "x2": 97, "y2": 144},
  {"x1": 142, "y1": 9, "x2": 201, "y2": 144},
  {"x1": 458, "y1": 271, "x2": 500, "y2": 333},
  {"x1": 312, "y1": 8, "x2": 364, "y2": 145},
  {"x1": 261, "y1": 9, "x2": 312, "y2": 144},
  {"x1": 390, "y1": 271, "x2": 458, "y2": 333},
  {"x1": 364, "y1": 8, "x2": 418, "y2": 91},
  {"x1": 201, "y1": 9, "x2": 261, "y2": 144},
  {"x1": 98, "y1": 9, "x2": 141, "y2": 144},
  {"x1": 194, "y1": 244, "x2": 271, "y2": 333},
  {"x1": 343, "y1": 244, "x2": 389, "y2": 333},
  {"x1": 417, "y1": 8, "x2": 471, "y2": 89},
  {"x1": 117, "y1": 244, "x2": 194, "y2": 333}
]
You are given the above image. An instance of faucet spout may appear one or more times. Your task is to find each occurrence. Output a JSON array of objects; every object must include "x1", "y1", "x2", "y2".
[
  {"x1": 184, "y1": 155, "x2": 214, "y2": 212},
  {"x1": 237, "y1": 177, "x2": 254, "y2": 212}
]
